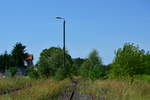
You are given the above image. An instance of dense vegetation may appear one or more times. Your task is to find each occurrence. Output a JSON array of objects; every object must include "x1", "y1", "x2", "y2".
[
  {"x1": 0, "y1": 42, "x2": 150, "y2": 99},
  {"x1": 0, "y1": 77, "x2": 71, "y2": 100},
  {"x1": 0, "y1": 43, "x2": 28, "y2": 76},
  {"x1": 0, "y1": 42, "x2": 150, "y2": 81},
  {"x1": 79, "y1": 79, "x2": 150, "y2": 100}
]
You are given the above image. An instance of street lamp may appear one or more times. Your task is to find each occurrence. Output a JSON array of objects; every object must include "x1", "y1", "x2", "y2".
[{"x1": 56, "y1": 16, "x2": 66, "y2": 72}]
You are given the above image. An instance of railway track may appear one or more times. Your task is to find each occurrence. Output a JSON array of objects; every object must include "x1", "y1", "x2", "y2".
[
  {"x1": 59, "y1": 78, "x2": 93, "y2": 100},
  {"x1": 0, "y1": 83, "x2": 32, "y2": 96}
]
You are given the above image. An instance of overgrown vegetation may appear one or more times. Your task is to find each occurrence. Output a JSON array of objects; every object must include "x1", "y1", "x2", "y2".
[
  {"x1": 0, "y1": 42, "x2": 28, "y2": 76},
  {"x1": 1, "y1": 42, "x2": 150, "y2": 80},
  {"x1": 0, "y1": 77, "x2": 33, "y2": 95},
  {"x1": 79, "y1": 50, "x2": 106, "y2": 80},
  {"x1": 79, "y1": 79, "x2": 150, "y2": 100},
  {"x1": 36, "y1": 47, "x2": 73, "y2": 80},
  {"x1": 0, "y1": 78, "x2": 71, "y2": 100},
  {"x1": 1, "y1": 42, "x2": 150, "y2": 99}
]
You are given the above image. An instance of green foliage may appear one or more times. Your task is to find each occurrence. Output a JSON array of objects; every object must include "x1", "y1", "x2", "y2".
[
  {"x1": 143, "y1": 52, "x2": 150, "y2": 75},
  {"x1": 28, "y1": 67, "x2": 40, "y2": 79},
  {"x1": 135, "y1": 75, "x2": 150, "y2": 82},
  {"x1": 0, "y1": 43, "x2": 29, "y2": 73},
  {"x1": 73, "y1": 58, "x2": 85, "y2": 67},
  {"x1": 109, "y1": 43, "x2": 145, "y2": 78},
  {"x1": 37, "y1": 59, "x2": 53, "y2": 78},
  {"x1": 11, "y1": 42, "x2": 28, "y2": 67},
  {"x1": 37, "y1": 47, "x2": 73, "y2": 79},
  {"x1": 79, "y1": 49, "x2": 105, "y2": 79},
  {"x1": 88, "y1": 50, "x2": 102, "y2": 67},
  {"x1": 72, "y1": 58, "x2": 86, "y2": 75},
  {"x1": 89, "y1": 65, "x2": 106, "y2": 80},
  {"x1": 0, "y1": 51, "x2": 14, "y2": 71},
  {"x1": 54, "y1": 67, "x2": 66, "y2": 80},
  {"x1": 79, "y1": 59, "x2": 91, "y2": 77},
  {"x1": 9, "y1": 67, "x2": 18, "y2": 77}
]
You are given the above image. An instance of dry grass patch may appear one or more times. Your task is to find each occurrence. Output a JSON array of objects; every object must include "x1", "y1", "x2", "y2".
[
  {"x1": 80, "y1": 80, "x2": 150, "y2": 100},
  {"x1": 0, "y1": 78, "x2": 71, "y2": 100},
  {"x1": 0, "y1": 77, "x2": 33, "y2": 95}
]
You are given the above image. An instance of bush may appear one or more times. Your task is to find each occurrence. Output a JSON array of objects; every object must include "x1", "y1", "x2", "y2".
[
  {"x1": 79, "y1": 49, "x2": 104, "y2": 79},
  {"x1": 89, "y1": 65, "x2": 106, "y2": 80},
  {"x1": 79, "y1": 59, "x2": 91, "y2": 78},
  {"x1": 72, "y1": 58, "x2": 86, "y2": 75},
  {"x1": 54, "y1": 67, "x2": 66, "y2": 80},
  {"x1": 9, "y1": 67, "x2": 18, "y2": 77},
  {"x1": 109, "y1": 43, "x2": 145, "y2": 79},
  {"x1": 28, "y1": 67, "x2": 40, "y2": 79}
]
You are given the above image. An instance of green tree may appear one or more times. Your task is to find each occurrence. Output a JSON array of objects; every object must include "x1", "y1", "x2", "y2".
[
  {"x1": 37, "y1": 47, "x2": 73, "y2": 79},
  {"x1": 72, "y1": 58, "x2": 86, "y2": 75},
  {"x1": 28, "y1": 66, "x2": 40, "y2": 79},
  {"x1": 79, "y1": 59, "x2": 91, "y2": 77},
  {"x1": 0, "y1": 54, "x2": 5, "y2": 72},
  {"x1": 109, "y1": 43, "x2": 145, "y2": 79},
  {"x1": 79, "y1": 49, "x2": 105, "y2": 79},
  {"x1": 73, "y1": 58, "x2": 86, "y2": 68},
  {"x1": 89, "y1": 65, "x2": 106, "y2": 80},
  {"x1": 9, "y1": 67, "x2": 18, "y2": 77},
  {"x1": 11, "y1": 43, "x2": 27, "y2": 67},
  {"x1": 143, "y1": 52, "x2": 150, "y2": 75},
  {"x1": 0, "y1": 51, "x2": 13, "y2": 72},
  {"x1": 88, "y1": 50, "x2": 102, "y2": 67}
]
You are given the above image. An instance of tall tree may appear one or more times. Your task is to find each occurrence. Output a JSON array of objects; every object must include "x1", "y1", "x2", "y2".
[
  {"x1": 11, "y1": 43, "x2": 27, "y2": 67},
  {"x1": 109, "y1": 43, "x2": 145, "y2": 78},
  {"x1": 0, "y1": 51, "x2": 13, "y2": 72},
  {"x1": 37, "y1": 47, "x2": 73, "y2": 79},
  {"x1": 79, "y1": 49, "x2": 105, "y2": 79},
  {"x1": 0, "y1": 53, "x2": 5, "y2": 72}
]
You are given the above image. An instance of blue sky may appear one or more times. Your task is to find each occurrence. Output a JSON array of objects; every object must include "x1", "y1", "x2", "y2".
[{"x1": 0, "y1": 0, "x2": 150, "y2": 64}]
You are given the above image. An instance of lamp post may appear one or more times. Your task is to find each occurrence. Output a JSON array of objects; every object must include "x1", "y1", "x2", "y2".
[{"x1": 56, "y1": 17, "x2": 66, "y2": 72}]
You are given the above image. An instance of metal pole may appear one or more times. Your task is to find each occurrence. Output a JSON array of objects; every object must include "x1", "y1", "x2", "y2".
[{"x1": 63, "y1": 20, "x2": 66, "y2": 72}]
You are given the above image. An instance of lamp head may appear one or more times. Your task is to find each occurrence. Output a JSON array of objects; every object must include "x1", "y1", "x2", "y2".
[
  {"x1": 56, "y1": 17, "x2": 65, "y2": 20},
  {"x1": 56, "y1": 17, "x2": 63, "y2": 19}
]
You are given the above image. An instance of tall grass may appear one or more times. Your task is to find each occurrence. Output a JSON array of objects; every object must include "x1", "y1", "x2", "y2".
[
  {"x1": 0, "y1": 77, "x2": 33, "y2": 95},
  {"x1": 79, "y1": 80, "x2": 150, "y2": 100},
  {"x1": 0, "y1": 78, "x2": 71, "y2": 100}
]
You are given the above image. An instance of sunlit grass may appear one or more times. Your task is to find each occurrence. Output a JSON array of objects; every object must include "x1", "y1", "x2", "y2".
[
  {"x1": 79, "y1": 79, "x2": 150, "y2": 100},
  {"x1": 0, "y1": 78, "x2": 71, "y2": 100},
  {"x1": 0, "y1": 77, "x2": 33, "y2": 95},
  {"x1": 1, "y1": 76, "x2": 150, "y2": 100}
]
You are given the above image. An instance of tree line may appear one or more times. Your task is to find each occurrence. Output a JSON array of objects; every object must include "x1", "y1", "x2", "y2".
[
  {"x1": 0, "y1": 42, "x2": 150, "y2": 80},
  {"x1": 0, "y1": 43, "x2": 28, "y2": 76}
]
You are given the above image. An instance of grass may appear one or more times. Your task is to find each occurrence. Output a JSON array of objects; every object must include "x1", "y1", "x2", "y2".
[
  {"x1": 79, "y1": 79, "x2": 150, "y2": 100},
  {"x1": 1, "y1": 76, "x2": 150, "y2": 100},
  {"x1": 0, "y1": 78, "x2": 72, "y2": 100},
  {"x1": 0, "y1": 77, "x2": 33, "y2": 95},
  {"x1": 136, "y1": 75, "x2": 150, "y2": 82}
]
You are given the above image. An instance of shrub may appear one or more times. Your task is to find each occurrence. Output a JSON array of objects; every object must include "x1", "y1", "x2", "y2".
[
  {"x1": 89, "y1": 65, "x2": 106, "y2": 80},
  {"x1": 54, "y1": 67, "x2": 66, "y2": 80},
  {"x1": 79, "y1": 49, "x2": 104, "y2": 79},
  {"x1": 28, "y1": 67, "x2": 40, "y2": 79},
  {"x1": 9, "y1": 67, "x2": 18, "y2": 77},
  {"x1": 109, "y1": 43, "x2": 145, "y2": 79}
]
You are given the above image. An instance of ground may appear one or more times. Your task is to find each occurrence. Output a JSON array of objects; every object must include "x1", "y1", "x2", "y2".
[{"x1": 0, "y1": 76, "x2": 150, "y2": 100}]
